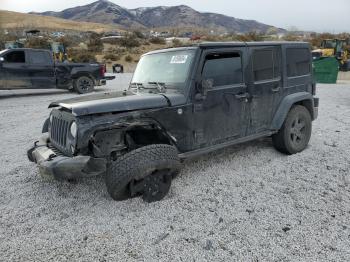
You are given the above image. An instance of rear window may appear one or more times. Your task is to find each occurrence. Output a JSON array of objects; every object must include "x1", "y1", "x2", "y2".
[
  {"x1": 3, "y1": 51, "x2": 25, "y2": 63},
  {"x1": 286, "y1": 48, "x2": 311, "y2": 77},
  {"x1": 30, "y1": 51, "x2": 51, "y2": 64},
  {"x1": 202, "y1": 52, "x2": 243, "y2": 87},
  {"x1": 252, "y1": 48, "x2": 281, "y2": 81}
]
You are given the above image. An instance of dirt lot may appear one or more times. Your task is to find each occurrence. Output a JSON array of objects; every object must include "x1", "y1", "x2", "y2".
[{"x1": 0, "y1": 77, "x2": 349, "y2": 261}]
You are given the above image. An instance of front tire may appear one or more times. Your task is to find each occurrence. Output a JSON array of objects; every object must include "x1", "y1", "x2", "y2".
[
  {"x1": 105, "y1": 144, "x2": 181, "y2": 202},
  {"x1": 73, "y1": 76, "x2": 95, "y2": 94},
  {"x1": 272, "y1": 105, "x2": 312, "y2": 154}
]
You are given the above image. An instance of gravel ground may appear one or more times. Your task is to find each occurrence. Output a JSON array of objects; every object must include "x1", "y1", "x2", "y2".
[{"x1": 0, "y1": 76, "x2": 350, "y2": 261}]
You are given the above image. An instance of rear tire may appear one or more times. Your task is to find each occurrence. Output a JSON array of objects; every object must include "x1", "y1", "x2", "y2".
[
  {"x1": 105, "y1": 144, "x2": 181, "y2": 202},
  {"x1": 272, "y1": 105, "x2": 312, "y2": 155},
  {"x1": 73, "y1": 76, "x2": 95, "y2": 94}
]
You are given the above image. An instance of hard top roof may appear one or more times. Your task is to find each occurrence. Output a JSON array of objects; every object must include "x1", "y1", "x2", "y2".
[
  {"x1": 145, "y1": 41, "x2": 310, "y2": 55},
  {"x1": 197, "y1": 41, "x2": 309, "y2": 47}
]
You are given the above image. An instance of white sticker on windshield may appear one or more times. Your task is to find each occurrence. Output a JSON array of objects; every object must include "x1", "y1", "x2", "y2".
[{"x1": 170, "y1": 55, "x2": 188, "y2": 64}]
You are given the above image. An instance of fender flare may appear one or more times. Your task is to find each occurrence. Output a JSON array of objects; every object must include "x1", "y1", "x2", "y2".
[
  {"x1": 271, "y1": 92, "x2": 314, "y2": 130},
  {"x1": 71, "y1": 70, "x2": 95, "y2": 81}
]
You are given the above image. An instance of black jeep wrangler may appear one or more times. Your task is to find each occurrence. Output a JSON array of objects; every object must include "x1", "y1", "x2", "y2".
[{"x1": 28, "y1": 42, "x2": 319, "y2": 202}]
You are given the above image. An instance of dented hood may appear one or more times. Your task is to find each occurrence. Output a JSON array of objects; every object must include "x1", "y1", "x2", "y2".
[{"x1": 49, "y1": 90, "x2": 186, "y2": 116}]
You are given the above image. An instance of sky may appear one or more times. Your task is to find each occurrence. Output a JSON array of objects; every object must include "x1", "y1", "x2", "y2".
[{"x1": 1, "y1": 0, "x2": 349, "y2": 33}]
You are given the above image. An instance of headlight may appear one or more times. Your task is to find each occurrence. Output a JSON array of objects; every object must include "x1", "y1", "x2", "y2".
[{"x1": 70, "y1": 122, "x2": 77, "y2": 138}]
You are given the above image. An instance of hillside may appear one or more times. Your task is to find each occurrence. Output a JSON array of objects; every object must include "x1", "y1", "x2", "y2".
[
  {"x1": 31, "y1": 0, "x2": 286, "y2": 34},
  {"x1": 0, "y1": 10, "x2": 122, "y2": 33}
]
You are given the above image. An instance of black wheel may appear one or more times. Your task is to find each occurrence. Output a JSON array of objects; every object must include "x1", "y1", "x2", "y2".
[
  {"x1": 73, "y1": 76, "x2": 94, "y2": 94},
  {"x1": 272, "y1": 105, "x2": 312, "y2": 155},
  {"x1": 42, "y1": 118, "x2": 50, "y2": 133},
  {"x1": 105, "y1": 144, "x2": 181, "y2": 202}
]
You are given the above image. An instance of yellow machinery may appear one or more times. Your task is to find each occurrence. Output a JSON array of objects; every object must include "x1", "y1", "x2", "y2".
[
  {"x1": 312, "y1": 39, "x2": 350, "y2": 71},
  {"x1": 50, "y1": 41, "x2": 69, "y2": 62}
]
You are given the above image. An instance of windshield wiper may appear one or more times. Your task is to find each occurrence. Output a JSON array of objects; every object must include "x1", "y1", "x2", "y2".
[{"x1": 148, "y1": 82, "x2": 166, "y2": 93}]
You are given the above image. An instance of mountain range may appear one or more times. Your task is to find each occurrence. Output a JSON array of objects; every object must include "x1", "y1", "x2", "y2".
[{"x1": 31, "y1": 0, "x2": 286, "y2": 34}]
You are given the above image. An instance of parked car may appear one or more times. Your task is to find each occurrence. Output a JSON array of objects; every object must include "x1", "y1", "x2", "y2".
[
  {"x1": 28, "y1": 42, "x2": 319, "y2": 202},
  {"x1": 0, "y1": 48, "x2": 114, "y2": 94}
]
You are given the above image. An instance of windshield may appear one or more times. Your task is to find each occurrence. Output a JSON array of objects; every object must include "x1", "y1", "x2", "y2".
[
  {"x1": 322, "y1": 40, "x2": 336, "y2": 49},
  {"x1": 131, "y1": 49, "x2": 196, "y2": 93}
]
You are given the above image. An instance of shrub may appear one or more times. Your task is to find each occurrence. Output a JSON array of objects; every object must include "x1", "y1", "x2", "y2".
[
  {"x1": 203, "y1": 35, "x2": 221, "y2": 42},
  {"x1": 104, "y1": 53, "x2": 120, "y2": 61},
  {"x1": 88, "y1": 33, "x2": 103, "y2": 52},
  {"x1": 282, "y1": 33, "x2": 300, "y2": 42},
  {"x1": 237, "y1": 31, "x2": 264, "y2": 42},
  {"x1": 124, "y1": 55, "x2": 133, "y2": 62},
  {"x1": 118, "y1": 36, "x2": 140, "y2": 48},
  {"x1": 172, "y1": 38, "x2": 182, "y2": 47},
  {"x1": 57, "y1": 36, "x2": 78, "y2": 49},
  {"x1": 69, "y1": 49, "x2": 96, "y2": 63},
  {"x1": 149, "y1": 37, "x2": 166, "y2": 45},
  {"x1": 24, "y1": 37, "x2": 51, "y2": 49},
  {"x1": 132, "y1": 31, "x2": 145, "y2": 39}
]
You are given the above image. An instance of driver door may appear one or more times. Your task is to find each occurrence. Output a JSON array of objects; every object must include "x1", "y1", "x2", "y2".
[{"x1": 192, "y1": 47, "x2": 249, "y2": 148}]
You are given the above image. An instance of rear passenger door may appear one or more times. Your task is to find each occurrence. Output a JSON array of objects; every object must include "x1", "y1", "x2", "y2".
[
  {"x1": 249, "y1": 46, "x2": 282, "y2": 134},
  {"x1": 28, "y1": 50, "x2": 56, "y2": 89}
]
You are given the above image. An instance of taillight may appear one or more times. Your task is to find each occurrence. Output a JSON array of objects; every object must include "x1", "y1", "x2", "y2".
[{"x1": 100, "y1": 64, "x2": 106, "y2": 77}]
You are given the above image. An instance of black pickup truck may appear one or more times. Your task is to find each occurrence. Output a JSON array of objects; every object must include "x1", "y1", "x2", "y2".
[{"x1": 0, "y1": 48, "x2": 114, "y2": 94}]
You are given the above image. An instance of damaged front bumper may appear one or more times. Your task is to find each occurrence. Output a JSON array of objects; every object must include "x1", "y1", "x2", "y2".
[{"x1": 27, "y1": 134, "x2": 106, "y2": 180}]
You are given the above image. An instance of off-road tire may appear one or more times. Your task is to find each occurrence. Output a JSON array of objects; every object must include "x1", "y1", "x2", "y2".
[
  {"x1": 105, "y1": 144, "x2": 181, "y2": 202},
  {"x1": 73, "y1": 75, "x2": 95, "y2": 94},
  {"x1": 272, "y1": 105, "x2": 312, "y2": 155}
]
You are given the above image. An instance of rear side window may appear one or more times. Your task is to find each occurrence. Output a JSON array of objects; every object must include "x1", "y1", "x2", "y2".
[
  {"x1": 3, "y1": 51, "x2": 25, "y2": 63},
  {"x1": 286, "y1": 48, "x2": 310, "y2": 77},
  {"x1": 202, "y1": 53, "x2": 243, "y2": 87},
  {"x1": 30, "y1": 51, "x2": 51, "y2": 64},
  {"x1": 252, "y1": 48, "x2": 281, "y2": 81}
]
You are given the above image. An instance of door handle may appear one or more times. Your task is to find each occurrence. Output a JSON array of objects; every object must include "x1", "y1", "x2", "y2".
[
  {"x1": 271, "y1": 86, "x2": 280, "y2": 92},
  {"x1": 235, "y1": 93, "x2": 250, "y2": 102}
]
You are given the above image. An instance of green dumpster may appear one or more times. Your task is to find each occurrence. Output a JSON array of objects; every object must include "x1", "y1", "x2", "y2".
[{"x1": 313, "y1": 57, "x2": 339, "y2": 84}]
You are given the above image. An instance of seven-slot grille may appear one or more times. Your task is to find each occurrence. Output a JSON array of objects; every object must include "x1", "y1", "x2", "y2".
[{"x1": 50, "y1": 115, "x2": 70, "y2": 152}]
